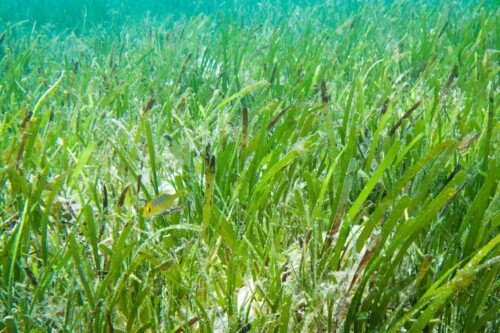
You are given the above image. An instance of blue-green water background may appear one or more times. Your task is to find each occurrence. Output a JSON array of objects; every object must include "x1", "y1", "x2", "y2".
[{"x1": 1, "y1": 0, "x2": 497, "y2": 33}]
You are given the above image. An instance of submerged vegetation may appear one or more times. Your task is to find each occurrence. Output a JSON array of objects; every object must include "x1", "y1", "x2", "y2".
[{"x1": 0, "y1": 0, "x2": 499, "y2": 332}]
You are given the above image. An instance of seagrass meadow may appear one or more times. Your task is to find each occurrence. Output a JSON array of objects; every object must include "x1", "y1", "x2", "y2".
[{"x1": 0, "y1": 0, "x2": 499, "y2": 332}]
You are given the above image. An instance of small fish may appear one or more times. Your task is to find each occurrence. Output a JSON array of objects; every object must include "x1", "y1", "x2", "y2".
[{"x1": 143, "y1": 192, "x2": 182, "y2": 217}]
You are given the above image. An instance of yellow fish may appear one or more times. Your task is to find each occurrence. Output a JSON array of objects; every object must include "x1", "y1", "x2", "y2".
[{"x1": 143, "y1": 192, "x2": 182, "y2": 217}]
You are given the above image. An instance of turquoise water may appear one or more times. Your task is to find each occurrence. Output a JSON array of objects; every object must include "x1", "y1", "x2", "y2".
[{"x1": 1, "y1": 0, "x2": 496, "y2": 33}]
